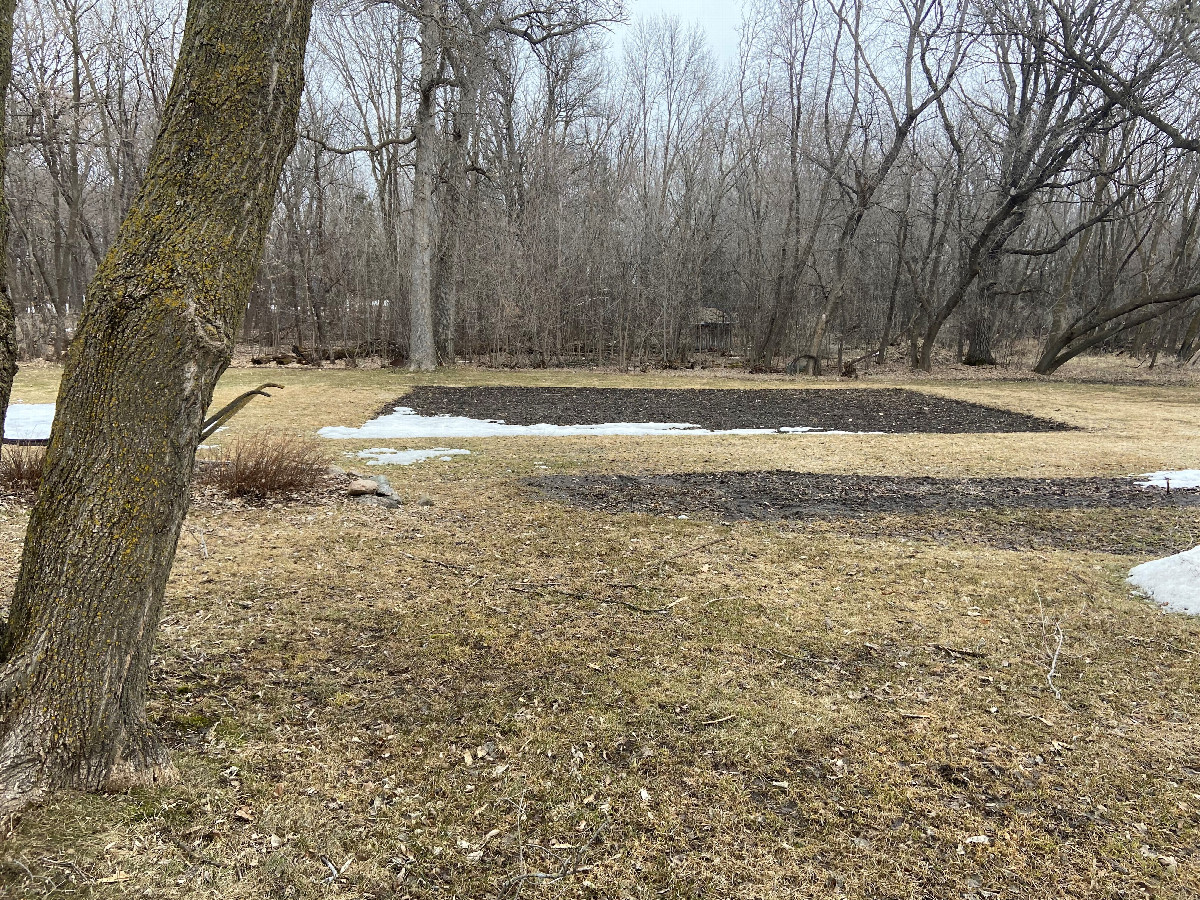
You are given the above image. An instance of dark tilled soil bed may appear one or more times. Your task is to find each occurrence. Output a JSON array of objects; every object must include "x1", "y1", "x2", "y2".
[
  {"x1": 531, "y1": 472, "x2": 1199, "y2": 516},
  {"x1": 395, "y1": 386, "x2": 1072, "y2": 433},
  {"x1": 529, "y1": 472, "x2": 1200, "y2": 552}
]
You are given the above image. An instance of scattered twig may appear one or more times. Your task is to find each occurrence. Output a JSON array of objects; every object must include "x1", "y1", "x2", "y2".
[
  {"x1": 658, "y1": 534, "x2": 730, "y2": 567},
  {"x1": 606, "y1": 597, "x2": 683, "y2": 614},
  {"x1": 161, "y1": 827, "x2": 227, "y2": 869},
  {"x1": 191, "y1": 526, "x2": 209, "y2": 559},
  {"x1": 701, "y1": 714, "x2": 736, "y2": 726},
  {"x1": 1046, "y1": 623, "x2": 1064, "y2": 701},
  {"x1": 505, "y1": 583, "x2": 682, "y2": 614},
  {"x1": 319, "y1": 854, "x2": 341, "y2": 882},
  {"x1": 930, "y1": 643, "x2": 985, "y2": 659},
  {"x1": 497, "y1": 815, "x2": 608, "y2": 897},
  {"x1": 1123, "y1": 635, "x2": 1194, "y2": 656},
  {"x1": 40, "y1": 857, "x2": 95, "y2": 885},
  {"x1": 0, "y1": 856, "x2": 33, "y2": 879},
  {"x1": 507, "y1": 584, "x2": 589, "y2": 601},
  {"x1": 1038, "y1": 591, "x2": 1065, "y2": 702},
  {"x1": 403, "y1": 552, "x2": 474, "y2": 574}
]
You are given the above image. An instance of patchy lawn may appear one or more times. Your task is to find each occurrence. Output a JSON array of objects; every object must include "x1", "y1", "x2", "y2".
[{"x1": 1, "y1": 365, "x2": 1198, "y2": 899}]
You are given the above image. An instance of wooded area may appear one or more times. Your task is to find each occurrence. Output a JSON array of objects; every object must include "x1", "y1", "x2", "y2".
[
  {"x1": 7, "y1": 0, "x2": 1200, "y2": 375},
  {"x1": 0, "y1": 2, "x2": 1198, "y2": 887}
]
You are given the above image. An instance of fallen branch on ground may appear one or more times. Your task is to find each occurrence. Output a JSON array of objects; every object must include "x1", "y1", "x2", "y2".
[{"x1": 1038, "y1": 591, "x2": 1065, "y2": 702}]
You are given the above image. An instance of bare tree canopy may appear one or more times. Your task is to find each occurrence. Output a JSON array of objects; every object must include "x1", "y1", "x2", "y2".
[{"x1": 4, "y1": 0, "x2": 1200, "y2": 378}]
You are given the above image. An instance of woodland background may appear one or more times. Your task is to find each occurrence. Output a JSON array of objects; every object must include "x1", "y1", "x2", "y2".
[{"x1": 9, "y1": 0, "x2": 1200, "y2": 374}]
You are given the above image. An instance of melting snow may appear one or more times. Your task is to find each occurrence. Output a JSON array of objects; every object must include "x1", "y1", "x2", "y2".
[
  {"x1": 357, "y1": 447, "x2": 472, "y2": 466},
  {"x1": 320, "y1": 406, "x2": 882, "y2": 440},
  {"x1": 4, "y1": 403, "x2": 54, "y2": 441},
  {"x1": 1129, "y1": 546, "x2": 1200, "y2": 616},
  {"x1": 1135, "y1": 470, "x2": 1200, "y2": 490}
]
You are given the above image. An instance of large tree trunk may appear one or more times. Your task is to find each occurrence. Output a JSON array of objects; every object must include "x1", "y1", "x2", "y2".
[
  {"x1": 964, "y1": 258, "x2": 1000, "y2": 366},
  {"x1": 408, "y1": 4, "x2": 439, "y2": 372},
  {"x1": 434, "y1": 75, "x2": 479, "y2": 366},
  {"x1": 963, "y1": 315, "x2": 997, "y2": 366},
  {"x1": 1176, "y1": 304, "x2": 1200, "y2": 362},
  {"x1": 0, "y1": 0, "x2": 313, "y2": 815},
  {"x1": 0, "y1": 0, "x2": 19, "y2": 439}
]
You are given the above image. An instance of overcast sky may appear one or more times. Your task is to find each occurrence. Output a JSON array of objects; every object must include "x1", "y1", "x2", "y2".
[{"x1": 616, "y1": 0, "x2": 743, "y2": 62}]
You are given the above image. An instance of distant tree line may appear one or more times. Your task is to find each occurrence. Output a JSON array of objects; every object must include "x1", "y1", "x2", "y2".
[{"x1": 9, "y1": 0, "x2": 1200, "y2": 374}]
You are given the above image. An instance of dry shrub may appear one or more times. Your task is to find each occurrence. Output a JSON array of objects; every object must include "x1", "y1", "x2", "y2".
[
  {"x1": 0, "y1": 444, "x2": 45, "y2": 493},
  {"x1": 199, "y1": 430, "x2": 329, "y2": 498}
]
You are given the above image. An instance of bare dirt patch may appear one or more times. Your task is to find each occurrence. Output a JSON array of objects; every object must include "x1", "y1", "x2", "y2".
[
  {"x1": 530, "y1": 472, "x2": 1200, "y2": 552},
  {"x1": 531, "y1": 472, "x2": 1197, "y2": 517},
  {"x1": 395, "y1": 386, "x2": 1074, "y2": 433}
]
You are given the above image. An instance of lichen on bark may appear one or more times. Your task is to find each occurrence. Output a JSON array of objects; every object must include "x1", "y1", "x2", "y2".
[
  {"x1": 0, "y1": 0, "x2": 21, "y2": 441},
  {"x1": 0, "y1": 0, "x2": 314, "y2": 814}
]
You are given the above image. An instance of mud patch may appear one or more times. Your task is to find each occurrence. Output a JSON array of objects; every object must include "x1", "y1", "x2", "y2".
[
  {"x1": 529, "y1": 472, "x2": 1200, "y2": 552},
  {"x1": 395, "y1": 387, "x2": 1071, "y2": 434}
]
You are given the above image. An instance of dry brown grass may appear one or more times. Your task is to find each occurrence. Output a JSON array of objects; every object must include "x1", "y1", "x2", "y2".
[
  {"x1": 198, "y1": 430, "x2": 330, "y2": 499},
  {"x1": 0, "y1": 445, "x2": 45, "y2": 494},
  {"x1": 0, "y1": 365, "x2": 1198, "y2": 899}
]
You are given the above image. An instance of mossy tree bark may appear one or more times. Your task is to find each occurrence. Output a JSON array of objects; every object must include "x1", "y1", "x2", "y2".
[
  {"x1": 0, "y1": 0, "x2": 20, "y2": 439},
  {"x1": 0, "y1": 0, "x2": 313, "y2": 814}
]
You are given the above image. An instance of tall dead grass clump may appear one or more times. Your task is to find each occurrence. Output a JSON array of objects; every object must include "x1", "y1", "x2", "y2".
[
  {"x1": 0, "y1": 444, "x2": 46, "y2": 493},
  {"x1": 199, "y1": 430, "x2": 329, "y2": 498}
]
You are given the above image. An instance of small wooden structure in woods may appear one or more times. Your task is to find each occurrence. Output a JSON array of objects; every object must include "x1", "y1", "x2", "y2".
[{"x1": 693, "y1": 307, "x2": 734, "y2": 353}]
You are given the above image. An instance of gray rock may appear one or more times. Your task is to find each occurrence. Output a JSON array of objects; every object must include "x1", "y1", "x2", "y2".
[
  {"x1": 373, "y1": 479, "x2": 396, "y2": 498},
  {"x1": 356, "y1": 495, "x2": 402, "y2": 509},
  {"x1": 327, "y1": 465, "x2": 346, "y2": 478},
  {"x1": 347, "y1": 478, "x2": 379, "y2": 497}
]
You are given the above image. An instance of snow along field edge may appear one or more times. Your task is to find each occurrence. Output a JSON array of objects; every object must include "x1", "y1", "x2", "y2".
[{"x1": 1129, "y1": 546, "x2": 1200, "y2": 616}]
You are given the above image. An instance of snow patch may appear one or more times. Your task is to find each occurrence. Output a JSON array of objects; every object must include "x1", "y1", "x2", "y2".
[
  {"x1": 320, "y1": 406, "x2": 883, "y2": 440},
  {"x1": 1129, "y1": 546, "x2": 1200, "y2": 616},
  {"x1": 4, "y1": 404, "x2": 54, "y2": 441},
  {"x1": 1135, "y1": 470, "x2": 1200, "y2": 490},
  {"x1": 356, "y1": 447, "x2": 472, "y2": 466}
]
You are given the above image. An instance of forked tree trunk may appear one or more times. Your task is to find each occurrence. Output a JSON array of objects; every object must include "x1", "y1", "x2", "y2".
[
  {"x1": 0, "y1": 0, "x2": 313, "y2": 814},
  {"x1": 0, "y1": 0, "x2": 19, "y2": 438}
]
